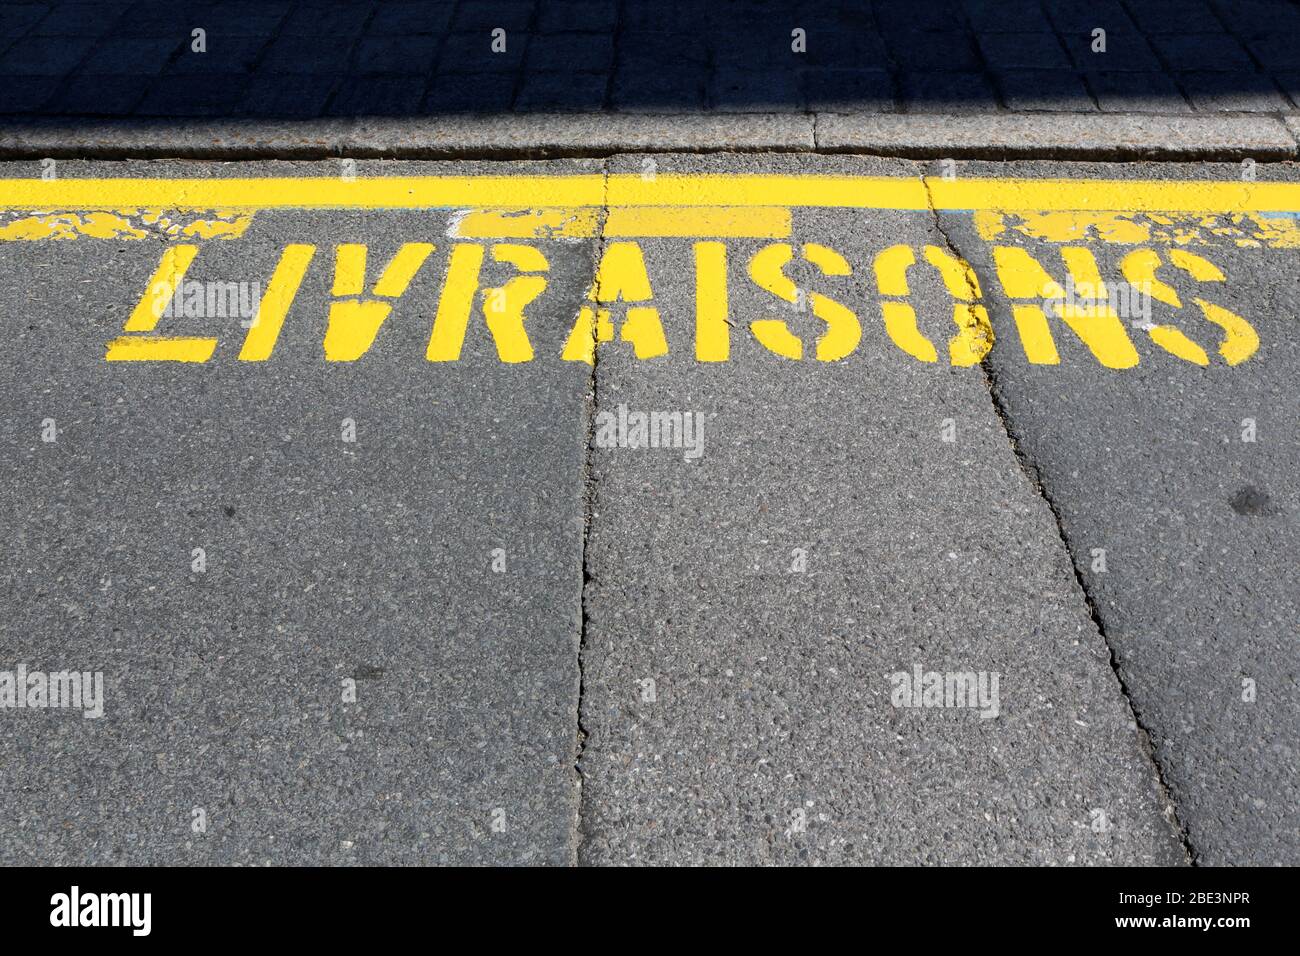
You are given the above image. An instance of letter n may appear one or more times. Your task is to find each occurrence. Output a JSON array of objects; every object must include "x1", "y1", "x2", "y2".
[{"x1": 992, "y1": 246, "x2": 1138, "y2": 368}]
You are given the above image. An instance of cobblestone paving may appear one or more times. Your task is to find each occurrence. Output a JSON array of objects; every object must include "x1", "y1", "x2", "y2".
[{"x1": 1, "y1": 1, "x2": 1299, "y2": 120}]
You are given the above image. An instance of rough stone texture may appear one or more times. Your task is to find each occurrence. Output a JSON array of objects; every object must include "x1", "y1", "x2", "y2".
[
  {"x1": 2, "y1": 112, "x2": 1298, "y2": 161},
  {"x1": 814, "y1": 113, "x2": 1299, "y2": 160}
]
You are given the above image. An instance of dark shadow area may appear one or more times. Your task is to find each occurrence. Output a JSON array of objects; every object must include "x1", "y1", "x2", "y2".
[{"x1": 0, "y1": 0, "x2": 1298, "y2": 119}]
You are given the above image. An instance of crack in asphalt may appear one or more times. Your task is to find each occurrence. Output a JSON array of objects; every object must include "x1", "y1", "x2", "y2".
[
  {"x1": 570, "y1": 158, "x2": 611, "y2": 865},
  {"x1": 919, "y1": 172, "x2": 1198, "y2": 865}
]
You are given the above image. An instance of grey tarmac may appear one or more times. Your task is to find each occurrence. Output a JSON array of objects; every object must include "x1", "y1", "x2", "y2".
[
  {"x1": 938, "y1": 159, "x2": 1300, "y2": 865},
  {"x1": 0, "y1": 154, "x2": 1293, "y2": 866}
]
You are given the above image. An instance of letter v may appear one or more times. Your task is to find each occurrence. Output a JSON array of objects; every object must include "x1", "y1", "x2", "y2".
[{"x1": 325, "y1": 243, "x2": 434, "y2": 361}]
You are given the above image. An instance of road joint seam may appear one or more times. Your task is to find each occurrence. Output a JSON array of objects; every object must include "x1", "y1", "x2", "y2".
[
  {"x1": 920, "y1": 176, "x2": 1199, "y2": 864},
  {"x1": 570, "y1": 158, "x2": 610, "y2": 866}
]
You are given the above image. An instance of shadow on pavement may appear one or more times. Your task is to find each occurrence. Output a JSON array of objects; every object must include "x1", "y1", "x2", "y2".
[{"x1": 0, "y1": 0, "x2": 1297, "y2": 119}]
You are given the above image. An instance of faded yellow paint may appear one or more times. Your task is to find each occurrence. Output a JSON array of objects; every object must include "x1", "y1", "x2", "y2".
[
  {"x1": 453, "y1": 208, "x2": 601, "y2": 239},
  {"x1": 175, "y1": 212, "x2": 254, "y2": 239},
  {"x1": 605, "y1": 207, "x2": 791, "y2": 238},
  {"x1": 975, "y1": 211, "x2": 1152, "y2": 245},
  {"x1": 2, "y1": 212, "x2": 145, "y2": 241},
  {"x1": 0, "y1": 208, "x2": 252, "y2": 241},
  {"x1": 975, "y1": 209, "x2": 1300, "y2": 249},
  {"x1": 450, "y1": 206, "x2": 790, "y2": 239},
  {"x1": 0, "y1": 209, "x2": 250, "y2": 240}
]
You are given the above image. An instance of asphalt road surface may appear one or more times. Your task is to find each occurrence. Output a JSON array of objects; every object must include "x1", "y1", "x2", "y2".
[{"x1": 0, "y1": 156, "x2": 1294, "y2": 865}]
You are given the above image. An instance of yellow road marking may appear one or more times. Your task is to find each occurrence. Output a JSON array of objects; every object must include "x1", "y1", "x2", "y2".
[
  {"x1": 0, "y1": 176, "x2": 607, "y2": 210},
  {"x1": 452, "y1": 208, "x2": 600, "y2": 239},
  {"x1": 237, "y1": 245, "x2": 316, "y2": 361},
  {"x1": 451, "y1": 206, "x2": 792, "y2": 239},
  {"x1": 100, "y1": 233, "x2": 1262, "y2": 369},
  {"x1": 976, "y1": 210, "x2": 1300, "y2": 248},
  {"x1": 0, "y1": 174, "x2": 1261, "y2": 370},
  {"x1": 605, "y1": 207, "x2": 791, "y2": 237},
  {"x1": 104, "y1": 245, "x2": 219, "y2": 362},
  {"x1": 3, "y1": 174, "x2": 1300, "y2": 213},
  {"x1": 0, "y1": 209, "x2": 254, "y2": 240}
]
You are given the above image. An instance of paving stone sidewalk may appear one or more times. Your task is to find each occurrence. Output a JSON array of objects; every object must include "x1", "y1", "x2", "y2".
[{"x1": 2, "y1": 0, "x2": 1300, "y2": 120}]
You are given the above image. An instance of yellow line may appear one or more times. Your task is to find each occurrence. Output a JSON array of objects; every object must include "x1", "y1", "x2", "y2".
[
  {"x1": 1, "y1": 174, "x2": 1299, "y2": 213},
  {"x1": 926, "y1": 178, "x2": 1282, "y2": 213},
  {"x1": 606, "y1": 175, "x2": 930, "y2": 208},
  {"x1": 605, "y1": 206, "x2": 791, "y2": 237},
  {"x1": 0, "y1": 176, "x2": 606, "y2": 210}
]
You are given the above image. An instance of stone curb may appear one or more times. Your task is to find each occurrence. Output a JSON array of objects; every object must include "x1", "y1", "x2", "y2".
[
  {"x1": 0, "y1": 112, "x2": 1294, "y2": 161},
  {"x1": 815, "y1": 112, "x2": 1299, "y2": 161}
]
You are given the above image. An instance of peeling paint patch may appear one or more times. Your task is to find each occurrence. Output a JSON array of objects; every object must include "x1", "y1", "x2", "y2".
[
  {"x1": 974, "y1": 210, "x2": 1300, "y2": 248},
  {"x1": 0, "y1": 208, "x2": 254, "y2": 241}
]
